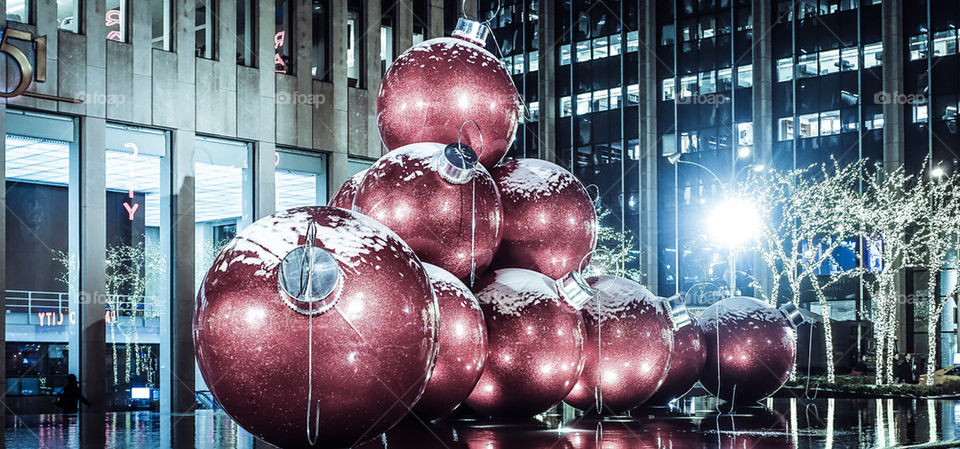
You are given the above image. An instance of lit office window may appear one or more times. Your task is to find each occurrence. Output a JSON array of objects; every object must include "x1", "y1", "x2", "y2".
[
  {"x1": 276, "y1": 0, "x2": 295, "y2": 74},
  {"x1": 514, "y1": 54, "x2": 524, "y2": 74},
  {"x1": 627, "y1": 84, "x2": 639, "y2": 106},
  {"x1": 237, "y1": 0, "x2": 256, "y2": 65},
  {"x1": 593, "y1": 37, "x2": 608, "y2": 59},
  {"x1": 106, "y1": 0, "x2": 127, "y2": 42},
  {"x1": 680, "y1": 131, "x2": 698, "y2": 153},
  {"x1": 798, "y1": 53, "x2": 818, "y2": 78},
  {"x1": 528, "y1": 51, "x2": 539, "y2": 72},
  {"x1": 736, "y1": 65, "x2": 753, "y2": 88},
  {"x1": 863, "y1": 43, "x2": 882, "y2": 68},
  {"x1": 798, "y1": 113, "x2": 820, "y2": 138},
  {"x1": 609, "y1": 35, "x2": 621, "y2": 56},
  {"x1": 152, "y1": 0, "x2": 173, "y2": 50},
  {"x1": 910, "y1": 34, "x2": 928, "y2": 61},
  {"x1": 6, "y1": 0, "x2": 32, "y2": 24},
  {"x1": 276, "y1": 150, "x2": 328, "y2": 210},
  {"x1": 347, "y1": 2, "x2": 365, "y2": 88},
  {"x1": 820, "y1": 110, "x2": 841, "y2": 135},
  {"x1": 576, "y1": 41, "x2": 591, "y2": 62},
  {"x1": 699, "y1": 71, "x2": 716, "y2": 95},
  {"x1": 778, "y1": 117, "x2": 794, "y2": 141},
  {"x1": 527, "y1": 101, "x2": 539, "y2": 122},
  {"x1": 58, "y1": 0, "x2": 79, "y2": 32},
  {"x1": 4, "y1": 111, "x2": 79, "y2": 398},
  {"x1": 627, "y1": 31, "x2": 639, "y2": 52},
  {"x1": 593, "y1": 90, "x2": 609, "y2": 112},
  {"x1": 699, "y1": 16, "x2": 715, "y2": 39},
  {"x1": 103, "y1": 124, "x2": 169, "y2": 410},
  {"x1": 576, "y1": 93, "x2": 591, "y2": 115},
  {"x1": 662, "y1": 79, "x2": 675, "y2": 101},
  {"x1": 561, "y1": 96, "x2": 572, "y2": 118},
  {"x1": 680, "y1": 75, "x2": 697, "y2": 97},
  {"x1": 819, "y1": 49, "x2": 840, "y2": 75},
  {"x1": 195, "y1": 0, "x2": 217, "y2": 59},
  {"x1": 560, "y1": 44, "x2": 571, "y2": 66},
  {"x1": 381, "y1": 25, "x2": 394, "y2": 76},
  {"x1": 717, "y1": 68, "x2": 732, "y2": 91},
  {"x1": 502, "y1": 56, "x2": 514, "y2": 75},
  {"x1": 609, "y1": 89, "x2": 621, "y2": 109},
  {"x1": 841, "y1": 47, "x2": 859, "y2": 71},
  {"x1": 914, "y1": 103, "x2": 928, "y2": 124},
  {"x1": 933, "y1": 30, "x2": 958, "y2": 57},
  {"x1": 661, "y1": 25, "x2": 675, "y2": 46}
]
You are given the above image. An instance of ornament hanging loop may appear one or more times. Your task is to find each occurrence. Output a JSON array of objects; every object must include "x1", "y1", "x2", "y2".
[
  {"x1": 462, "y1": 0, "x2": 501, "y2": 22},
  {"x1": 458, "y1": 119, "x2": 484, "y2": 157}
]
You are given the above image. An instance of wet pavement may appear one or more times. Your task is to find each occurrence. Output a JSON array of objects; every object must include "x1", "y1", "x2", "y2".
[{"x1": 5, "y1": 396, "x2": 960, "y2": 448}]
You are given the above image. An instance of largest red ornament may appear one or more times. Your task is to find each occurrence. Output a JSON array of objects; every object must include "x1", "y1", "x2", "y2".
[
  {"x1": 489, "y1": 158, "x2": 598, "y2": 280},
  {"x1": 194, "y1": 206, "x2": 438, "y2": 448},
  {"x1": 377, "y1": 18, "x2": 521, "y2": 169},
  {"x1": 699, "y1": 296, "x2": 797, "y2": 406},
  {"x1": 464, "y1": 268, "x2": 585, "y2": 417},
  {"x1": 564, "y1": 276, "x2": 675, "y2": 413},
  {"x1": 413, "y1": 263, "x2": 488, "y2": 420},
  {"x1": 353, "y1": 142, "x2": 503, "y2": 282}
]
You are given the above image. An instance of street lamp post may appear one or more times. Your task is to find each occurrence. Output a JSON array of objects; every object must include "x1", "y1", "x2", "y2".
[{"x1": 665, "y1": 152, "x2": 762, "y2": 297}]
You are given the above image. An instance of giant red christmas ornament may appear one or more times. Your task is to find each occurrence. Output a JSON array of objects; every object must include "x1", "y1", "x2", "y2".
[
  {"x1": 377, "y1": 18, "x2": 521, "y2": 169},
  {"x1": 489, "y1": 159, "x2": 597, "y2": 280},
  {"x1": 564, "y1": 276, "x2": 676, "y2": 413},
  {"x1": 413, "y1": 263, "x2": 488, "y2": 420},
  {"x1": 699, "y1": 296, "x2": 799, "y2": 406},
  {"x1": 464, "y1": 268, "x2": 585, "y2": 417},
  {"x1": 194, "y1": 206, "x2": 438, "y2": 448},
  {"x1": 328, "y1": 169, "x2": 367, "y2": 210},
  {"x1": 647, "y1": 308, "x2": 706, "y2": 405},
  {"x1": 353, "y1": 142, "x2": 503, "y2": 282}
]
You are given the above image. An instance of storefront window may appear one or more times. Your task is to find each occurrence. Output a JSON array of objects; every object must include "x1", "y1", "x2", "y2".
[
  {"x1": 103, "y1": 124, "x2": 170, "y2": 410},
  {"x1": 58, "y1": 0, "x2": 80, "y2": 32},
  {"x1": 4, "y1": 111, "x2": 79, "y2": 400},
  {"x1": 195, "y1": 0, "x2": 218, "y2": 59},
  {"x1": 275, "y1": 150, "x2": 328, "y2": 211}
]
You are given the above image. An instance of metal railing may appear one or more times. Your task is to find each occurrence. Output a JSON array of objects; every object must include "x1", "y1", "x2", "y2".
[{"x1": 5, "y1": 290, "x2": 161, "y2": 318}]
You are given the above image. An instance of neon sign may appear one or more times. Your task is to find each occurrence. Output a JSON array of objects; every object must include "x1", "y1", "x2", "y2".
[
  {"x1": 274, "y1": 31, "x2": 287, "y2": 73},
  {"x1": 37, "y1": 310, "x2": 78, "y2": 327},
  {"x1": 122, "y1": 142, "x2": 141, "y2": 221}
]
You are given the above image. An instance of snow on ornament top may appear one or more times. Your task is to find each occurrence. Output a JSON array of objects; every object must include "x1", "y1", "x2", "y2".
[
  {"x1": 474, "y1": 268, "x2": 562, "y2": 317},
  {"x1": 581, "y1": 276, "x2": 664, "y2": 322},
  {"x1": 699, "y1": 296, "x2": 791, "y2": 331},
  {"x1": 495, "y1": 158, "x2": 578, "y2": 200},
  {"x1": 424, "y1": 263, "x2": 482, "y2": 312}
]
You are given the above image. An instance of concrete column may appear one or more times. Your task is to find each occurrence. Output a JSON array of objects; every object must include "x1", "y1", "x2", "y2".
[
  {"x1": 255, "y1": 141, "x2": 278, "y2": 218},
  {"x1": 78, "y1": 117, "x2": 106, "y2": 449},
  {"x1": 297, "y1": 0, "x2": 314, "y2": 147},
  {"x1": 638, "y1": 0, "x2": 659, "y2": 293},
  {"x1": 397, "y1": 0, "x2": 414, "y2": 52},
  {"x1": 536, "y1": 0, "x2": 556, "y2": 163},
  {"x1": 881, "y1": 0, "x2": 904, "y2": 170},
  {"x1": 171, "y1": 130, "x2": 196, "y2": 413},
  {"x1": 0, "y1": 75, "x2": 6, "y2": 445},
  {"x1": 752, "y1": 0, "x2": 773, "y2": 167},
  {"x1": 329, "y1": 0, "x2": 350, "y2": 191},
  {"x1": 366, "y1": 0, "x2": 383, "y2": 156}
]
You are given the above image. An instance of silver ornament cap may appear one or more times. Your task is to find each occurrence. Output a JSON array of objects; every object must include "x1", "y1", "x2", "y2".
[
  {"x1": 436, "y1": 143, "x2": 478, "y2": 185},
  {"x1": 278, "y1": 222, "x2": 343, "y2": 315},
  {"x1": 779, "y1": 302, "x2": 806, "y2": 328},
  {"x1": 556, "y1": 270, "x2": 595, "y2": 310},
  {"x1": 452, "y1": 18, "x2": 490, "y2": 46},
  {"x1": 663, "y1": 294, "x2": 692, "y2": 330}
]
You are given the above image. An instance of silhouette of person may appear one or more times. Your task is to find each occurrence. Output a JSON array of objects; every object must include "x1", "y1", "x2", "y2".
[{"x1": 55, "y1": 374, "x2": 91, "y2": 413}]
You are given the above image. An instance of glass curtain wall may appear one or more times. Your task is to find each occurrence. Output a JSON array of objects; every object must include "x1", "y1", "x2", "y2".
[
  {"x1": 483, "y1": 0, "x2": 539, "y2": 159},
  {"x1": 193, "y1": 137, "x2": 252, "y2": 393},
  {"x1": 103, "y1": 124, "x2": 170, "y2": 411},
  {"x1": 4, "y1": 111, "x2": 79, "y2": 402},
  {"x1": 656, "y1": 0, "x2": 754, "y2": 299},
  {"x1": 275, "y1": 150, "x2": 328, "y2": 210}
]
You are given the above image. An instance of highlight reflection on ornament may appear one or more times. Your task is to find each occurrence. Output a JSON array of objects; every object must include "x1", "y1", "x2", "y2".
[{"x1": 194, "y1": 206, "x2": 438, "y2": 448}]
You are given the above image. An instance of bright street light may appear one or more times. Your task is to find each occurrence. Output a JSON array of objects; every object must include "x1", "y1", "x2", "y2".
[
  {"x1": 706, "y1": 197, "x2": 760, "y2": 248},
  {"x1": 931, "y1": 166, "x2": 945, "y2": 178}
]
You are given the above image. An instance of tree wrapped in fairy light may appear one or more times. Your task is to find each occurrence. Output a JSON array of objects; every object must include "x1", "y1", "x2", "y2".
[{"x1": 742, "y1": 159, "x2": 864, "y2": 383}]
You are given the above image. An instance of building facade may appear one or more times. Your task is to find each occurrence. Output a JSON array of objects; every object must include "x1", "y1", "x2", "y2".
[{"x1": 481, "y1": 0, "x2": 960, "y2": 371}]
